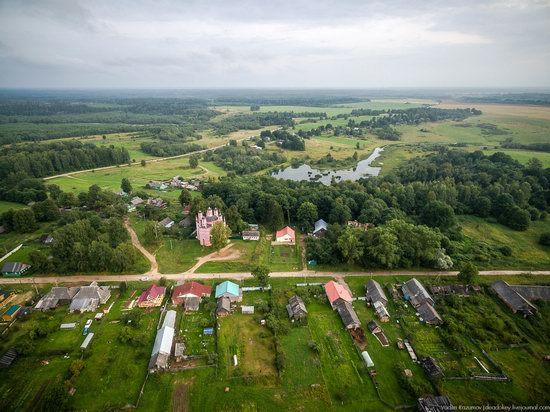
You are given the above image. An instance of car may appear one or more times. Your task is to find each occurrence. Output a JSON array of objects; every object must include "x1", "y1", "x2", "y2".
[{"x1": 140, "y1": 276, "x2": 150, "y2": 281}]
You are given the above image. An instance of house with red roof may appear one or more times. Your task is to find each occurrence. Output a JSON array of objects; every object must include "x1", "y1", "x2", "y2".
[
  {"x1": 275, "y1": 226, "x2": 295, "y2": 244},
  {"x1": 171, "y1": 282, "x2": 212, "y2": 305},
  {"x1": 137, "y1": 284, "x2": 166, "y2": 308},
  {"x1": 324, "y1": 280, "x2": 353, "y2": 309}
]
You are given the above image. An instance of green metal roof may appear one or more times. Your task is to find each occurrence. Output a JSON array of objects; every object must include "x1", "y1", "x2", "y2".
[{"x1": 215, "y1": 281, "x2": 240, "y2": 298}]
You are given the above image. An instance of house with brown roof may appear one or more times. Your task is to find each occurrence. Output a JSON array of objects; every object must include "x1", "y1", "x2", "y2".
[
  {"x1": 171, "y1": 282, "x2": 212, "y2": 305},
  {"x1": 137, "y1": 284, "x2": 166, "y2": 308}
]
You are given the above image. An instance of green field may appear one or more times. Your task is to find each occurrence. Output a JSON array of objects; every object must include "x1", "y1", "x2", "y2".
[
  {"x1": 456, "y1": 215, "x2": 550, "y2": 269},
  {"x1": 0, "y1": 284, "x2": 161, "y2": 411}
]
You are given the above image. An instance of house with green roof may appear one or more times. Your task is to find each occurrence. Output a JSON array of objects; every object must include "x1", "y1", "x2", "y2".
[{"x1": 215, "y1": 281, "x2": 242, "y2": 302}]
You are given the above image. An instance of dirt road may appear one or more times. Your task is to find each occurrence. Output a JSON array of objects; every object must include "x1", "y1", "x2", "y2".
[
  {"x1": 124, "y1": 218, "x2": 158, "y2": 275},
  {"x1": 1, "y1": 269, "x2": 549, "y2": 285}
]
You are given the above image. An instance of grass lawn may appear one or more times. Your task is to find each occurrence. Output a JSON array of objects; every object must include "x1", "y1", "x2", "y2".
[
  {"x1": 457, "y1": 215, "x2": 550, "y2": 269},
  {"x1": 177, "y1": 299, "x2": 216, "y2": 356},
  {"x1": 156, "y1": 239, "x2": 214, "y2": 273},
  {"x1": 217, "y1": 313, "x2": 277, "y2": 378},
  {"x1": 0, "y1": 201, "x2": 28, "y2": 214},
  {"x1": 0, "y1": 285, "x2": 161, "y2": 411}
]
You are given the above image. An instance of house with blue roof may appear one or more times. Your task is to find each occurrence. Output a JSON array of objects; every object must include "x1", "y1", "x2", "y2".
[{"x1": 215, "y1": 281, "x2": 242, "y2": 302}]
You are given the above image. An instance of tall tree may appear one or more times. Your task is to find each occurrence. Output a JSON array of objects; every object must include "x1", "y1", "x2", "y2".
[
  {"x1": 337, "y1": 227, "x2": 362, "y2": 264},
  {"x1": 265, "y1": 198, "x2": 284, "y2": 231},
  {"x1": 179, "y1": 188, "x2": 192, "y2": 207},
  {"x1": 297, "y1": 201, "x2": 318, "y2": 232},
  {"x1": 189, "y1": 155, "x2": 199, "y2": 169},
  {"x1": 457, "y1": 262, "x2": 479, "y2": 283},
  {"x1": 252, "y1": 265, "x2": 270, "y2": 287},
  {"x1": 121, "y1": 178, "x2": 132, "y2": 194},
  {"x1": 210, "y1": 221, "x2": 230, "y2": 252}
]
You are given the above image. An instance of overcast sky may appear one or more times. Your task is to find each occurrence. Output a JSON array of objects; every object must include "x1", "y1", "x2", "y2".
[{"x1": 1, "y1": 0, "x2": 549, "y2": 89}]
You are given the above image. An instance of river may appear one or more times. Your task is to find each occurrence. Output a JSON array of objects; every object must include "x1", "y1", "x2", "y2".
[{"x1": 270, "y1": 147, "x2": 384, "y2": 185}]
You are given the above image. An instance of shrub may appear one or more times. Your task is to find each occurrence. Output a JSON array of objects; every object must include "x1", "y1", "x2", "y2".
[
  {"x1": 539, "y1": 232, "x2": 550, "y2": 246},
  {"x1": 499, "y1": 245, "x2": 513, "y2": 256}
]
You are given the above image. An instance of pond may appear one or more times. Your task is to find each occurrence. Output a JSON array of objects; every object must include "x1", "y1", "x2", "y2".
[{"x1": 271, "y1": 147, "x2": 384, "y2": 185}]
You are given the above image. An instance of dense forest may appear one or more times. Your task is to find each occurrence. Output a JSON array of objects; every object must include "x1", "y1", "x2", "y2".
[
  {"x1": 202, "y1": 144, "x2": 287, "y2": 174},
  {"x1": 197, "y1": 149, "x2": 549, "y2": 269},
  {"x1": 140, "y1": 141, "x2": 204, "y2": 157}
]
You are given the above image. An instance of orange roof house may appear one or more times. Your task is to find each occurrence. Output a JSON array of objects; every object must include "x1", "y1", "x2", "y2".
[
  {"x1": 171, "y1": 282, "x2": 212, "y2": 305},
  {"x1": 275, "y1": 226, "x2": 295, "y2": 244},
  {"x1": 324, "y1": 281, "x2": 353, "y2": 309}
]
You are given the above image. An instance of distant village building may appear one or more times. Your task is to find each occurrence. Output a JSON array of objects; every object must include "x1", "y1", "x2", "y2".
[
  {"x1": 137, "y1": 284, "x2": 166, "y2": 308},
  {"x1": 365, "y1": 280, "x2": 388, "y2": 307},
  {"x1": 178, "y1": 216, "x2": 193, "y2": 228},
  {"x1": 196, "y1": 208, "x2": 225, "y2": 246},
  {"x1": 429, "y1": 284, "x2": 481, "y2": 297},
  {"x1": 159, "y1": 217, "x2": 175, "y2": 229},
  {"x1": 373, "y1": 300, "x2": 390, "y2": 323},
  {"x1": 149, "y1": 310, "x2": 176, "y2": 371},
  {"x1": 1, "y1": 262, "x2": 31, "y2": 277},
  {"x1": 241, "y1": 306, "x2": 255, "y2": 315},
  {"x1": 147, "y1": 181, "x2": 168, "y2": 191},
  {"x1": 0, "y1": 348, "x2": 18, "y2": 368},
  {"x1": 417, "y1": 301, "x2": 443, "y2": 325},
  {"x1": 215, "y1": 281, "x2": 242, "y2": 302},
  {"x1": 40, "y1": 234, "x2": 54, "y2": 245},
  {"x1": 147, "y1": 198, "x2": 166, "y2": 208},
  {"x1": 324, "y1": 280, "x2": 353, "y2": 309},
  {"x1": 421, "y1": 357, "x2": 444, "y2": 379},
  {"x1": 312, "y1": 219, "x2": 328, "y2": 238},
  {"x1": 69, "y1": 282, "x2": 111, "y2": 313},
  {"x1": 242, "y1": 230, "x2": 260, "y2": 241},
  {"x1": 275, "y1": 226, "x2": 295, "y2": 244},
  {"x1": 286, "y1": 295, "x2": 307, "y2": 321},
  {"x1": 347, "y1": 220, "x2": 369, "y2": 231}
]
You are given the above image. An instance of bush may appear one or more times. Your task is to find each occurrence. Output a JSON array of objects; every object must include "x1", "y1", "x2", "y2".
[
  {"x1": 499, "y1": 245, "x2": 513, "y2": 256},
  {"x1": 539, "y1": 232, "x2": 550, "y2": 246}
]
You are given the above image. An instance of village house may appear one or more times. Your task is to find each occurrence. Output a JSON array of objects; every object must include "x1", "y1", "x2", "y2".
[
  {"x1": 147, "y1": 198, "x2": 166, "y2": 208},
  {"x1": 365, "y1": 279, "x2": 388, "y2": 306},
  {"x1": 373, "y1": 300, "x2": 390, "y2": 322},
  {"x1": 130, "y1": 196, "x2": 144, "y2": 207},
  {"x1": 159, "y1": 217, "x2": 175, "y2": 229},
  {"x1": 40, "y1": 234, "x2": 54, "y2": 245},
  {"x1": 491, "y1": 280, "x2": 537, "y2": 317},
  {"x1": 196, "y1": 207, "x2": 225, "y2": 246},
  {"x1": 1, "y1": 262, "x2": 31, "y2": 277},
  {"x1": 335, "y1": 301, "x2": 361, "y2": 330},
  {"x1": 171, "y1": 282, "x2": 212, "y2": 305},
  {"x1": 215, "y1": 281, "x2": 242, "y2": 302},
  {"x1": 275, "y1": 226, "x2": 295, "y2": 244},
  {"x1": 324, "y1": 280, "x2": 353, "y2": 309},
  {"x1": 242, "y1": 230, "x2": 260, "y2": 241},
  {"x1": 286, "y1": 295, "x2": 307, "y2": 321},
  {"x1": 417, "y1": 301, "x2": 443, "y2": 325},
  {"x1": 429, "y1": 284, "x2": 481, "y2": 296},
  {"x1": 402, "y1": 278, "x2": 434, "y2": 308},
  {"x1": 149, "y1": 310, "x2": 176, "y2": 371},
  {"x1": 35, "y1": 286, "x2": 79, "y2": 311},
  {"x1": 147, "y1": 180, "x2": 168, "y2": 191},
  {"x1": 216, "y1": 297, "x2": 231, "y2": 317},
  {"x1": 137, "y1": 284, "x2": 166, "y2": 308},
  {"x1": 69, "y1": 282, "x2": 111, "y2": 313},
  {"x1": 312, "y1": 219, "x2": 328, "y2": 238}
]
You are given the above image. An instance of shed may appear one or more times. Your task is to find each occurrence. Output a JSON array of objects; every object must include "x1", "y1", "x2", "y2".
[
  {"x1": 80, "y1": 333, "x2": 95, "y2": 350},
  {"x1": 1, "y1": 262, "x2": 30, "y2": 277},
  {"x1": 241, "y1": 306, "x2": 254, "y2": 315},
  {"x1": 216, "y1": 297, "x2": 231, "y2": 317},
  {"x1": 40, "y1": 234, "x2": 54, "y2": 244},
  {"x1": 242, "y1": 230, "x2": 260, "y2": 241},
  {"x1": 491, "y1": 280, "x2": 537, "y2": 317},
  {"x1": 417, "y1": 302, "x2": 443, "y2": 325},
  {"x1": 286, "y1": 295, "x2": 307, "y2": 320},
  {"x1": 60, "y1": 323, "x2": 76, "y2": 330},
  {"x1": 2, "y1": 304, "x2": 21, "y2": 321},
  {"x1": 203, "y1": 327, "x2": 214, "y2": 335},
  {"x1": 0, "y1": 348, "x2": 17, "y2": 368},
  {"x1": 184, "y1": 296, "x2": 200, "y2": 312},
  {"x1": 418, "y1": 396, "x2": 455, "y2": 412},
  {"x1": 361, "y1": 351, "x2": 374, "y2": 368}
]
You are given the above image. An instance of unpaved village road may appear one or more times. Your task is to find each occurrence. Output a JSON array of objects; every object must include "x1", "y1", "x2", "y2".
[{"x1": 0, "y1": 270, "x2": 549, "y2": 285}]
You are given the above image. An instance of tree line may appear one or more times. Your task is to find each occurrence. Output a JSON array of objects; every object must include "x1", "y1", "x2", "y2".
[{"x1": 201, "y1": 144, "x2": 287, "y2": 175}]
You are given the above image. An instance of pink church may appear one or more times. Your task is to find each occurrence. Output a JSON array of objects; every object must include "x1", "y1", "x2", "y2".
[{"x1": 196, "y1": 207, "x2": 225, "y2": 246}]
